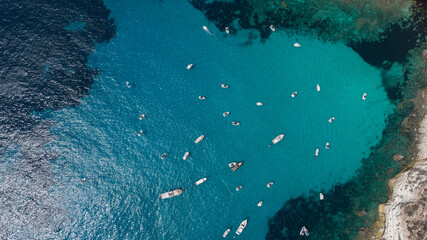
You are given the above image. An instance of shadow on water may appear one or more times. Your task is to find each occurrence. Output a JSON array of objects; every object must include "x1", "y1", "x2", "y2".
[{"x1": 0, "y1": 0, "x2": 115, "y2": 238}]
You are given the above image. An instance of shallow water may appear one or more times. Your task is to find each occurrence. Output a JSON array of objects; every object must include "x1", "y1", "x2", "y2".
[{"x1": 31, "y1": 1, "x2": 398, "y2": 239}]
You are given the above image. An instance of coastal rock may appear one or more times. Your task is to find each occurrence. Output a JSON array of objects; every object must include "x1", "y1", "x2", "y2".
[{"x1": 392, "y1": 153, "x2": 404, "y2": 161}]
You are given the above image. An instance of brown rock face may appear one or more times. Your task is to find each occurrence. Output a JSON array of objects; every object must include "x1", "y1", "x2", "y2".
[{"x1": 392, "y1": 153, "x2": 404, "y2": 161}]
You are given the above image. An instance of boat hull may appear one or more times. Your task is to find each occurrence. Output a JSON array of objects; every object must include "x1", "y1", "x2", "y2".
[{"x1": 159, "y1": 189, "x2": 183, "y2": 199}]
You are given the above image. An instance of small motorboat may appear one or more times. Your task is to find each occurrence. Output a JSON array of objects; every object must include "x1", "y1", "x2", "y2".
[
  {"x1": 126, "y1": 81, "x2": 131, "y2": 88},
  {"x1": 187, "y1": 64, "x2": 193, "y2": 70},
  {"x1": 325, "y1": 142, "x2": 330, "y2": 149},
  {"x1": 300, "y1": 226, "x2": 309, "y2": 236},
  {"x1": 161, "y1": 153, "x2": 167, "y2": 160},
  {"x1": 317, "y1": 84, "x2": 320, "y2": 92},
  {"x1": 222, "y1": 228, "x2": 231, "y2": 238},
  {"x1": 231, "y1": 162, "x2": 243, "y2": 172},
  {"x1": 328, "y1": 117, "x2": 335, "y2": 123},
  {"x1": 320, "y1": 193, "x2": 324, "y2": 200},
  {"x1": 270, "y1": 25, "x2": 275, "y2": 31},
  {"x1": 256, "y1": 102, "x2": 264, "y2": 106},
  {"x1": 183, "y1": 152, "x2": 190, "y2": 160},
  {"x1": 257, "y1": 201, "x2": 263, "y2": 207},
  {"x1": 236, "y1": 185, "x2": 242, "y2": 191},
  {"x1": 139, "y1": 114, "x2": 145, "y2": 120},
  {"x1": 294, "y1": 43, "x2": 301, "y2": 48},
  {"x1": 221, "y1": 83, "x2": 229, "y2": 88},
  {"x1": 362, "y1": 93, "x2": 367, "y2": 100},
  {"x1": 159, "y1": 189, "x2": 183, "y2": 199},
  {"x1": 203, "y1": 25, "x2": 214, "y2": 35},
  {"x1": 198, "y1": 96, "x2": 206, "y2": 100},
  {"x1": 228, "y1": 162, "x2": 237, "y2": 168},
  {"x1": 291, "y1": 91, "x2": 298, "y2": 98},
  {"x1": 315, "y1": 148, "x2": 319, "y2": 157},
  {"x1": 236, "y1": 219, "x2": 248, "y2": 235},
  {"x1": 137, "y1": 130, "x2": 143, "y2": 136},
  {"x1": 195, "y1": 135, "x2": 205, "y2": 143},
  {"x1": 225, "y1": 27, "x2": 230, "y2": 34},
  {"x1": 223, "y1": 112, "x2": 230, "y2": 117},
  {"x1": 195, "y1": 177, "x2": 207, "y2": 185},
  {"x1": 267, "y1": 181, "x2": 274, "y2": 188},
  {"x1": 232, "y1": 121, "x2": 240, "y2": 126},
  {"x1": 272, "y1": 134, "x2": 285, "y2": 144}
]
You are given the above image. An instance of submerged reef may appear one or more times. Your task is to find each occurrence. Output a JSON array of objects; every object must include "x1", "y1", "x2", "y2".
[
  {"x1": 190, "y1": 0, "x2": 427, "y2": 239},
  {"x1": 0, "y1": 0, "x2": 115, "y2": 238}
]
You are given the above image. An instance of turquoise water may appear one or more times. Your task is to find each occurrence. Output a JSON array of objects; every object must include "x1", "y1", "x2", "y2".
[{"x1": 40, "y1": 1, "x2": 394, "y2": 239}]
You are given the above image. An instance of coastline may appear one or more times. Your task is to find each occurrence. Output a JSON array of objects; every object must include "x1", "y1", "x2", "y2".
[{"x1": 371, "y1": 85, "x2": 427, "y2": 239}]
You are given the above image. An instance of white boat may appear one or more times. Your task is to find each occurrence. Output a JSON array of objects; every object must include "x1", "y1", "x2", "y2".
[
  {"x1": 291, "y1": 91, "x2": 298, "y2": 98},
  {"x1": 223, "y1": 112, "x2": 230, "y2": 117},
  {"x1": 315, "y1": 148, "x2": 319, "y2": 157},
  {"x1": 272, "y1": 134, "x2": 285, "y2": 144},
  {"x1": 228, "y1": 162, "x2": 237, "y2": 168},
  {"x1": 256, "y1": 102, "x2": 264, "y2": 106},
  {"x1": 257, "y1": 201, "x2": 263, "y2": 207},
  {"x1": 225, "y1": 27, "x2": 230, "y2": 34},
  {"x1": 137, "y1": 130, "x2": 143, "y2": 136},
  {"x1": 328, "y1": 117, "x2": 335, "y2": 123},
  {"x1": 183, "y1": 152, "x2": 190, "y2": 160},
  {"x1": 325, "y1": 142, "x2": 330, "y2": 149},
  {"x1": 198, "y1": 96, "x2": 206, "y2": 100},
  {"x1": 232, "y1": 121, "x2": 240, "y2": 126},
  {"x1": 221, "y1": 83, "x2": 229, "y2": 88},
  {"x1": 236, "y1": 185, "x2": 242, "y2": 191},
  {"x1": 317, "y1": 84, "x2": 320, "y2": 92},
  {"x1": 362, "y1": 93, "x2": 367, "y2": 100},
  {"x1": 139, "y1": 114, "x2": 145, "y2": 120},
  {"x1": 270, "y1": 25, "x2": 275, "y2": 31},
  {"x1": 294, "y1": 43, "x2": 301, "y2": 48},
  {"x1": 126, "y1": 81, "x2": 131, "y2": 88},
  {"x1": 300, "y1": 226, "x2": 309, "y2": 236},
  {"x1": 161, "y1": 153, "x2": 167, "y2": 160},
  {"x1": 195, "y1": 135, "x2": 205, "y2": 143},
  {"x1": 203, "y1": 25, "x2": 214, "y2": 35},
  {"x1": 195, "y1": 177, "x2": 207, "y2": 185},
  {"x1": 236, "y1": 219, "x2": 248, "y2": 235},
  {"x1": 159, "y1": 189, "x2": 183, "y2": 199},
  {"x1": 320, "y1": 193, "x2": 324, "y2": 200},
  {"x1": 187, "y1": 64, "x2": 193, "y2": 70},
  {"x1": 222, "y1": 228, "x2": 231, "y2": 238},
  {"x1": 267, "y1": 181, "x2": 274, "y2": 188}
]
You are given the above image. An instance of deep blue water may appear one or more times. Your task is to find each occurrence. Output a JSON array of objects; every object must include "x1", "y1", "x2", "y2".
[{"x1": 1, "y1": 0, "x2": 422, "y2": 239}]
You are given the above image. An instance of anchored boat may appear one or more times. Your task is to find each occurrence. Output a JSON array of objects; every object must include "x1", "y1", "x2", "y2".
[
  {"x1": 187, "y1": 64, "x2": 193, "y2": 70},
  {"x1": 272, "y1": 134, "x2": 285, "y2": 144},
  {"x1": 222, "y1": 228, "x2": 231, "y2": 238},
  {"x1": 159, "y1": 189, "x2": 183, "y2": 199},
  {"x1": 291, "y1": 91, "x2": 298, "y2": 97},
  {"x1": 195, "y1": 135, "x2": 205, "y2": 143},
  {"x1": 267, "y1": 181, "x2": 274, "y2": 188},
  {"x1": 183, "y1": 152, "x2": 190, "y2": 160},
  {"x1": 236, "y1": 219, "x2": 248, "y2": 235},
  {"x1": 300, "y1": 226, "x2": 309, "y2": 236},
  {"x1": 195, "y1": 177, "x2": 207, "y2": 185},
  {"x1": 231, "y1": 162, "x2": 243, "y2": 172}
]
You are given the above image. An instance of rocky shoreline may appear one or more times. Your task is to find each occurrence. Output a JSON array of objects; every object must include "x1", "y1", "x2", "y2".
[{"x1": 369, "y1": 84, "x2": 426, "y2": 240}]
